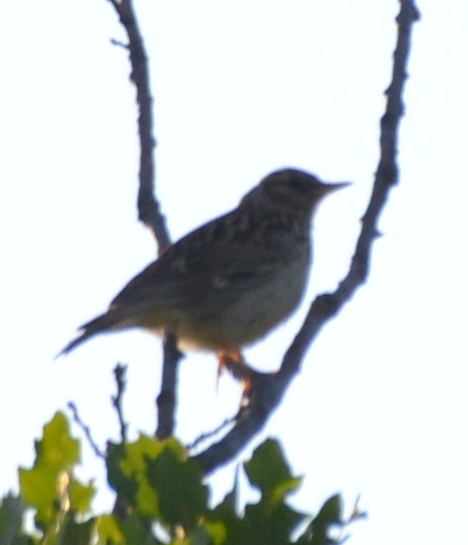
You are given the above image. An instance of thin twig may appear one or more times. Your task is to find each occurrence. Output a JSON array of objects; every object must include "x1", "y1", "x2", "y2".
[
  {"x1": 194, "y1": 0, "x2": 420, "y2": 475},
  {"x1": 112, "y1": 363, "x2": 128, "y2": 443},
  {"x1": 110, "y1": 37, "x2": 129, "y2": 49},
  {"x1": 188, "y1": 414, "x2": 238, "y2": 452},
  {"x1": 110, "y1": 366, "x2": 130, "y2": 518},
  {"x1": 67, "y1": 401, "x2": 105, "y2": 459}
]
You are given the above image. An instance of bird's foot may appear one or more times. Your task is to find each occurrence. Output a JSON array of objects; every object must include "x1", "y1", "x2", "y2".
[{"x1": 218, "y1": 350, "x2": 259, "y2": 404}]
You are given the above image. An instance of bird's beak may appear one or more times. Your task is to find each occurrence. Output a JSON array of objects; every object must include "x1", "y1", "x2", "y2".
[
  {"x1": 325, "y1": 181, "x2": 352, "y2": 193},
  {"x1": 318, "y1": 181, "x2": 352, "y2": 200}
]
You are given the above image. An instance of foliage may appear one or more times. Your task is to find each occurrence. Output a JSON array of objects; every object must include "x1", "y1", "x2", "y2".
[{"x1": 0, "y1": 412, "x2": 364, "y2": 545}]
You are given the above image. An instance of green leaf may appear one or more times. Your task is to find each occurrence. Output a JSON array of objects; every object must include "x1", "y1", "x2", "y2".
[
  {"x1": 56, "y1": 515, "x2": 95, "y2": 545},
  {"x1": 244, "y1": 500, "x2": 304, "y2": 545},
  {"x1": 215, "y1": 466, "x2": 239, "y2": 517},
  {"x1": 19, "y1": 412, "x2": 83, "y2": 529},
  {"x1": 298, "y1": 494, "x2": 343, "y2": 545},
  {"x1": 244, "y1": 439, "x2": 302, "y2": 505},
  {"x1": 18, "y1": 412, "x2": 95, "y2": 538},
  {"x1": 237, "y1": 440, "x2": 307, "y2": 544},
  {"x1": 199, "y1": 521, "x2": 227, "y2": 545},
  {"x1": 68, "y1": 479, "x2": 96, "y2": 514},
  {"x1": 209, "y1": 469, "x2": 251, "y2": 545},
  {"x1": 107, "y1": 435, "x2": 165, "y2": 517},
  {"x1": 146, "y1": 445, "x2": 209, "y2": 531},
  {"x1": 119, "y1": 512, "x2": 161, "y2": 545},
  {"x1": 0, "y1": 493, "x2": 27, "y2": 545},
  {"x1": 107, "y1": 434, "x2": 207, "y2": 530},
  {"x1": 34, "y1": 412, "x2": 80, "y2": 469},
  {"x1": 106, "y1": 442, "x2": 139, "y2": 511},
  {"x1": 94, "y1": 515, "x2": 125, "y2": 545}
]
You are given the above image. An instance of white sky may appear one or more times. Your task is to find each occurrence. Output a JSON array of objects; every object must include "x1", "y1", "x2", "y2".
[{"x1": 1, "y1": 0, "x2": 467, "y2": 543}]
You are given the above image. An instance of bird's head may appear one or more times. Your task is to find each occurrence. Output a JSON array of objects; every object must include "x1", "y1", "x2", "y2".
[{"x1": 241, "y1": 168, "x2": 350, "y2": 216}]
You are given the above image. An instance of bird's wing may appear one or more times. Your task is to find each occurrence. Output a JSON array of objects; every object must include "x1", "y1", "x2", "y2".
[{"x1": 110, "y1": 209, "x2": 309, "y2": 313}]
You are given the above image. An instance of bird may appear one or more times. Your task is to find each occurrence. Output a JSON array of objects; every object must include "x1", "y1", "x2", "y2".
[{"x1": 60, "y1": 168, "x2": 349, "y2": 362}]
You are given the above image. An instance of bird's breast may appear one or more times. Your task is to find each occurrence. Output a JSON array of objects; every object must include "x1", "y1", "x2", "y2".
[{"x1": 168, "y1": 252, "x2": 311, "y2": 351}]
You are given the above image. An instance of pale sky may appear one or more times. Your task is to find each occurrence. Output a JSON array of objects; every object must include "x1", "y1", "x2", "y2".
[{"x1": 1, "y1": 1, "x2": 467, "y2": 544}]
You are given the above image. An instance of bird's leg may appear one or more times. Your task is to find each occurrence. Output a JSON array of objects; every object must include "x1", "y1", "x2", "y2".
[{"x1": 218, "y1": 350, "x2": 256, "y2": 403}]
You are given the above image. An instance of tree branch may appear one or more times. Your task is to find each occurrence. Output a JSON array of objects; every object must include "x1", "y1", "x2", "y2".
[
  {"x1": 112, "y1": 363, "x2": 128, "y2": 443},
  {"x1": 68, "y1": 402, "x2": 105, "y2": 459},
  {"x1": 107, "y1": 0, "x2": 182, "y2": 439},
  {"x1": 108, "y1": 0, "x2": 169, "y2": 249},
  {"x1": 193, "y1": 0, "x2": 421, "y2": 475},
  {"x1": 156, "y1": 333, "x2": 184, "y2": 439}
]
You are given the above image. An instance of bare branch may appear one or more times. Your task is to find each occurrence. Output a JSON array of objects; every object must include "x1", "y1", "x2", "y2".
[
  {"x1": 194, "y1": 0, "x2": 420, "y2": 475},
  {"x1": 107, "y1": 0, "x2": 170, "y2": 249},
  {"x1": 68, "y1": 401, "x2": 105, "y2": 459},
  {"x1": 156, "y1": 333, "x2": 184, "y2": 439},
  {"x1": 107, "y1": 0, "x2": 181, "y2": 438},
  {"x1": 110, "y1": 37, "x2": 129, "y2": 50},
  {"x1": 112, "y1": 363, "x2": 128, "y2": 443},
  {"x1": 110, "y1": 368, "x2": 131, "y2": 518},
  {"x1": 192, "y1": 373, "x2": 282, "y2": 472},
  {"x1": 188, "y1": 414, "x2": 237, "y2": 452}
]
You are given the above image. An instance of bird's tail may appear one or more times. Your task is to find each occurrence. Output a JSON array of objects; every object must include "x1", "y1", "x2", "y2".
[{"x1": 57, "y1": 312, "x2": 128, "y2": 357}]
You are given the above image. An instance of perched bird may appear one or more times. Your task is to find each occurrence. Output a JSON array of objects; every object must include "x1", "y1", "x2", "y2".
[{"x1": 60, "y1": 168, "x2": 349, "y2": 360}]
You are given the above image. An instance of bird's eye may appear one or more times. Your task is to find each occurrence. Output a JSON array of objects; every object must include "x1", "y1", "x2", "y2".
[{"x1": 288, "y1": 179, "x2": 307, "y2": 192}]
